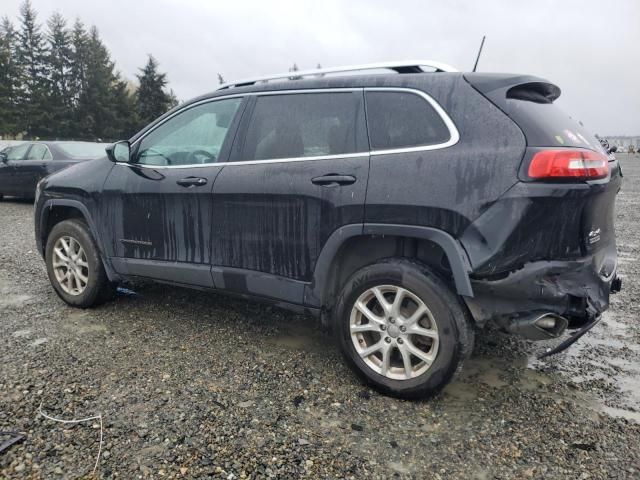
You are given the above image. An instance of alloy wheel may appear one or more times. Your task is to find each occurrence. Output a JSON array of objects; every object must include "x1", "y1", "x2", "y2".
[
  {"x1": 349, "y1": 285, "x2": 439, "y2": 380},
  {"x1": 52, "y1": 235, "x2": 89, "y2": 296}
]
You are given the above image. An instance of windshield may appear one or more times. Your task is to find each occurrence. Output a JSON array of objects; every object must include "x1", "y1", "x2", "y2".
[{"x1": 55, "y1": 142, "x2": 109, "y2": 159}]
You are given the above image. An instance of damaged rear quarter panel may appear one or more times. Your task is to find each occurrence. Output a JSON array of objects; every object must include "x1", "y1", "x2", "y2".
[{"x1": 364, "y1": 76, "x2": 527, "y2": 236}]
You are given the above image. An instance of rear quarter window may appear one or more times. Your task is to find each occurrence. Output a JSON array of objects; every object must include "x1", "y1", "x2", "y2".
[{"x1": 365, "y1": 91, "x2": 451, "y2": 150}]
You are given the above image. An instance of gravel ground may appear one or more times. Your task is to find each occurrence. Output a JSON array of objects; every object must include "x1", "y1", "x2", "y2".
[{"x1": 1, "y1": 154, "x2": 639, "y2": 479}]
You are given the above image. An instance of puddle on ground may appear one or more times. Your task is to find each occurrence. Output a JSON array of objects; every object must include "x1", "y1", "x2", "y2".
[
  {"x1": 600, "y1": 405, "x2": 640, "y2": 423},
  {"x1": 0, "y1": 277, "x2": 32, "y2": 307},
  {"x1": 531, "y1": 311, "x2": 640, "y2": 423},
  {"x1": 443, "y1": 311, "x2": 640, "y2": 423},
  {"x1": 444, "y1": 380, "x2": 481, "y2": 402},
  {"x1": 264, "y1": 323, "x2": 326, "y2": 351},
  {"x1": 444, "y1": 355, "x2": 553, "y2": 400},
  {"x1": 60, "y1": 309, "x2": 107, "y2": 335},
  {"x1": 0, "y1": 293, "x2": 32, "y2": 307},
  {"x1": 616, "y1": 256, "x2": 638, "y2": 266},
  {"x1": 12, "y1": 329, "x2": 32, "y2": 338}
]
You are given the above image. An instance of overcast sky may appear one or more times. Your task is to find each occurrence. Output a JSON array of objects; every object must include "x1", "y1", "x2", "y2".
[{"x1": 5, "y1": 0, "x2": 639, "y2": 135}]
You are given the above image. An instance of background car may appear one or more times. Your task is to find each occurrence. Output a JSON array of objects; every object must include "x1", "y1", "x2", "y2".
[{"x1": 0, "y1": 141, "x2": 109, "y2": 199}]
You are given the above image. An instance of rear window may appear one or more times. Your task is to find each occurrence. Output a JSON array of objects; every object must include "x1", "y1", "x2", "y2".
[
  {"x1": 365, "y1": 91, "x2": 451, "y2": 150},
  {"x1": 506, "y1": 100, "x2": 604, "y2": 152},
  {"x1": 56, "y1": 142, "x2": 109, "y2": 159},
  {"x1": 241, "y1": 92, "x2": 364, "y2": 161}
]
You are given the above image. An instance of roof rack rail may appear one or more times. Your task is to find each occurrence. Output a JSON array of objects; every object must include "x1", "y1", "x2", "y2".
[{"x1": 217, "y1": 60, "x2": 459, "y2": 90}]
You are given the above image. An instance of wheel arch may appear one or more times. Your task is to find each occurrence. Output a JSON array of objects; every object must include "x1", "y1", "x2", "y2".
[
  {"x1": 304, "y1": 223, "x2": 474, "y2": 315},
  {"x1": 39, "y1": 199, "x2": 119, "y2": 282}
]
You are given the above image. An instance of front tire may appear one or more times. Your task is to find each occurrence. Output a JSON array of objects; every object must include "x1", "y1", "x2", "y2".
[
  {"x1": 334, "y1": 259, "x2": 474, "y2": 399},
  {"x1": 45, "y1": 219, "x2": 115, "y2": 307}
]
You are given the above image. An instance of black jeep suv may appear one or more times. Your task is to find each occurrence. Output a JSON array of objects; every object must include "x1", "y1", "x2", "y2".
[{"x1": 34, "y1": 61, "x2": 621, "y2": 398}]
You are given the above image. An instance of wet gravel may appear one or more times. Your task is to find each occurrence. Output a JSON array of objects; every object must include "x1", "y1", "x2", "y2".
[{"x1": 1, "y1": 154, "x2": 639, "y2": 479}]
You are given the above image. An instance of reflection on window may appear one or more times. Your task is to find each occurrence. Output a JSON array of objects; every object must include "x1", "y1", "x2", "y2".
[
  {"x1": 136, "y1": 98, "x2": 242, "y2": 166},
  {"x1": 6, "y1": 143, "x2": 30, "y2": 161},
  {"x1": 27, "y1": 144, "x2": 50, "y2": 160},
  {"x1": 366, "y1": 91, "x2": 450, "y2": 150},
  {"x1": 57, "y1": 142, "x2": 108, "y2": 159},
  {"x1": 242, "y1": 93, "x2": 361, "y2": 160}
]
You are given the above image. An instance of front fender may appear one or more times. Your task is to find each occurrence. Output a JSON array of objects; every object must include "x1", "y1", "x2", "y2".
[{"x1": 37, "y1": 198, "x2": 119, "y2": 283}]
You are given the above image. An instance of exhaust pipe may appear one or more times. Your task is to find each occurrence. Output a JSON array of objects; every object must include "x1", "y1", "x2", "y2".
[
  {"x1": 507, "y1": 312, "x2": 569, "y2": 341},
  {"x1": 610, "y1": 275, "x2": 622, "y2": 293}
]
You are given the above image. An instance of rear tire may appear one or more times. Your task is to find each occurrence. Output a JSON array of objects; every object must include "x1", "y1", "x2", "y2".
[
  {"x1": 334, "y1": 258, "x2": 474, "y2": 399},
  {"x1": 45, "y1": 219, "x2": 115, "y2": 307}
]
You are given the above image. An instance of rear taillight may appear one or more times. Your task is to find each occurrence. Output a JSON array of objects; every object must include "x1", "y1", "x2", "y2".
[{"x1": 528, "y1": 149, "x2": 609, "y2": 180}]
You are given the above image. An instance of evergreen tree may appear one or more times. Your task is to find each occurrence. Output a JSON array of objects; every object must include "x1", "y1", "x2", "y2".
[
  {"x1": 136, "y1": 55, "x2": 172, "y2": 127},
  {"x1": 108, "y1": 76, "x2": 138, "y2": 139},
  {"x1": 288, "y1": 62, "x2": 302, "y2": 80},
  {"x1": 45, "y1": 12, "x2": 72, "y2": 138},
  {"x1": 168, "y1": 88, "x2": 179, "y2": 109},
  {"x1": 16, "y1": 0, "x2": 49, "y2": 138},
  {"x1": 76, "y1": 26, "x2": 119, "y2": 140},
  {"x1": 68, "y1": 19, "x2": 89, "y2": 137},
  {"x1": 0, "y1": 16, "x2": 20, "y2": 137},
  {"x1": 2, "y1": 5, "x2": 181, "y2": 141}
]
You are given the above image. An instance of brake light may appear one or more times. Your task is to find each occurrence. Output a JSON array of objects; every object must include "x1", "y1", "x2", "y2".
[{"x1": 528, "y1": 149, "x2": 609, "y2": 180}]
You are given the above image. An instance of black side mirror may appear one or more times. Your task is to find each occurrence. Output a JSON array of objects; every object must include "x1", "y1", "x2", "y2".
[
  {"x1": 609, "y1": 145, "x2": 617, "y2": 154},
  {"x1": 0, "y1": 152, "x2": 7, "y2": 163},
  {"x1": 106, "y1": 141, "x2": 131, "y2": 163}
]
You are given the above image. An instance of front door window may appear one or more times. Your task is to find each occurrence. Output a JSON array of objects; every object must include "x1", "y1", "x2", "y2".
[
  {"x1": 135, "y1": 98, "x2": 242, "y2": 167},
  {"x1": 6, "y1": 143, "x2": 30, "y2": 161}
]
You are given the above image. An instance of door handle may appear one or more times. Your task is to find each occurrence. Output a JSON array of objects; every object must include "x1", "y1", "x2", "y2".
[
  {"x1": 311, "y1": 174, "x2": 356, "y2": 186},
  {"x1": 177, "y1": 177, "x2": 207, "y2": 187}
]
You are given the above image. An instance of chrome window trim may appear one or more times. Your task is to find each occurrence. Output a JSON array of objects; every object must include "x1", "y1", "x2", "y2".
[
  {"x1": 116, "y1": 161, "x2": 223, "y2": 170},
  {"x1": 41, "y1": 144, "x2": 53, "y2": 161},
  {"x1": 121, "y1": 87, "x2": 458, "y2": 170},
  {"x1": 116, "y1": 152, "x2": 370, "y2": 169},
  {"x1": 365, "y1": 87, "x2": 460, "y2": 155}
]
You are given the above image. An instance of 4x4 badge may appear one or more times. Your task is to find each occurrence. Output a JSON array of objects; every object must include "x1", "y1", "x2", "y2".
[
  {"x1": 588, "y1": 228, "x2": 601, "y2": 244},
  {"x1": 120, "y1": 238, "x2": 153, "y2": 246}
]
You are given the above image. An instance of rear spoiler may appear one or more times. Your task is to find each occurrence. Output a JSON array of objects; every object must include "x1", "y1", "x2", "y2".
[{"x1": 464, "y1": 73, "x2": 561, "y2": 108}]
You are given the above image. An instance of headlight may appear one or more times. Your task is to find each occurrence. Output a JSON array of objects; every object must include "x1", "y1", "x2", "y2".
[{"x1": 35, "y1": 178, "x2": 45, "y2": 203}]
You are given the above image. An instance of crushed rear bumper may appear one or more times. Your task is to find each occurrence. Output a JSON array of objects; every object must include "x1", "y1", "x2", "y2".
[
  {"x1": 537, "y1": 314, "x2": 602, "y2": 358},
  {"x1": 463, "y1": 249, "x2": 619, "y2": 336}
]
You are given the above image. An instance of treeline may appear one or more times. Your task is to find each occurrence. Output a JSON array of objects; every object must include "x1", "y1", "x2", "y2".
[{"x1": 0, "y1": 0, "x2": 177, "y2": 141}]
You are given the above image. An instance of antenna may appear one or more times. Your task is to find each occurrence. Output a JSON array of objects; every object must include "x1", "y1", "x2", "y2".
[{"x1": 472, "y1": 36, "x2": 486, "y2": 72}]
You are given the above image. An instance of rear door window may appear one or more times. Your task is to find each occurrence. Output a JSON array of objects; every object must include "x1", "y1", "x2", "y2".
[
  {"x1": 26, "y1": 144, "x2": 51, "y2": 160},
  {"x1": 365, "y1": 91, "x2": 451, "y2": 150},
  {"x1": 239, "y1": 92, "x2": 366, "y2": 161}
]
